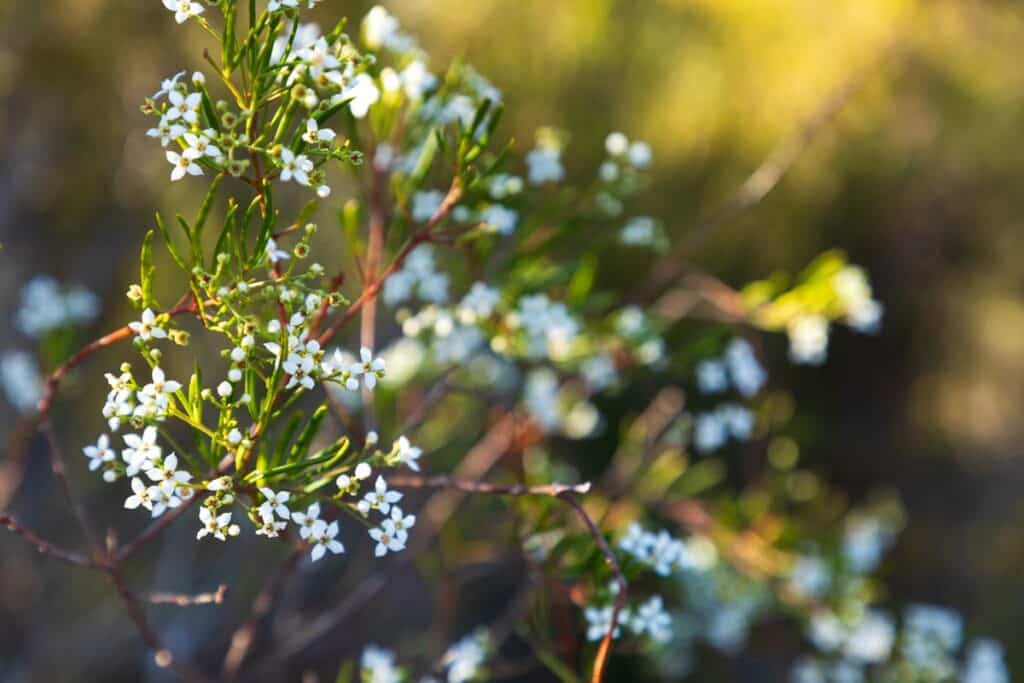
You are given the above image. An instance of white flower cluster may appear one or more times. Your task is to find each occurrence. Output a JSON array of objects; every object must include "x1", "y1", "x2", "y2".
[
  {"x1": 584, "y1": 595, "x2": 673, "y2": 645},
  {"x1": 692, "y1": 403, "x2": 755, "y2": 453},
  {"x1": 787, "y1": 266, "x2": 883, "y2": 366},
  {"x1": 513, "y1": 294, "x2": 580, "y2": 361},
  {"x1": 101, "y1": 364, "x2": 181, "y2": 430},
  {"x1": 696, "y1": 338, "x2": 767, "y2": 397},
  {"x1": 15, "y1": 275, "x2": 100, "y2": 338},
  {"x1": 383, "y1": 246, "x2": 450, "y2": 306},
  {"x1": 618, "y1": 522, "x2": 699, "y2": 576},
  {"x1": 359, "y1": 630, "x2": 491, "y2": 683}
]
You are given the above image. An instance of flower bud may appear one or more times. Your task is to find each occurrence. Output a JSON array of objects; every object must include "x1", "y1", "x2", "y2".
[{"x1": 217, "y1": 381, "x2": 232, "y2": 398}]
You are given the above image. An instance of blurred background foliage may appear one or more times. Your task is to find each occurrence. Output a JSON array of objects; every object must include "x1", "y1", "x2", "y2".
[{"x1": 3, "y1": 0, "x2": 1024, "y2": 680}]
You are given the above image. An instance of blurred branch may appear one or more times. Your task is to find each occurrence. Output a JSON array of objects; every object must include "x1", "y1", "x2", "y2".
[
  {"x1": 147, "y1": 584, "x2": 228, "y2": 607},
  {"x1": 389, "y1": 475, "x2": 591, "y2": 498},
  {"x1": 222, "y1": 545, "x2": 305, "y2": 680},
  {"x1": 0, "y1": 513, "x2": 94, "y2": 568},
  {"x1": 636, "y1": 42, "x2": 907, "y2": 302}
]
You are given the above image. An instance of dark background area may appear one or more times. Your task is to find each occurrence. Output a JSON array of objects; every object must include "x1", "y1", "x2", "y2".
[{"x1": 2, "y1": 0, "x2": 1024, "y2": 680}]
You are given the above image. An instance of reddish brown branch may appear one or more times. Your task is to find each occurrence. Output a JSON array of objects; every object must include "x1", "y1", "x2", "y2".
[{"x1": 317, "y1": 176, "x2": 463, "y2": 347}]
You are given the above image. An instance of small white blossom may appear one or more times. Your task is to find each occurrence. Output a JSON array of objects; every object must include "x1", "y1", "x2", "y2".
[
  {"x1": 259, "y1": 487, "x2": 292, "y2": 520},
  {"x1": 279, "y1": 149, "x2": 314, "y2": 186},
  {"x1": 166, "y1": 149, "x2": 203, "y2": 181},
  {"x1": 291, "y1": 502, "x2": 322, "y2": 539},
  {"x1": 124, "y1": 477, "x2": 154, "y2": 511},
  {"x1": 309, "y1": 519, "x2": 345, "y2": 561},
  {"x1": 526, "y1": 147, "x2": 564, "y2": 185},
  {"x1": 197, "y1": 508, "x2": 240, "y2": 541},
  {"x1": 129, "y1": 308, "x2": 167, "y2": 341},
  {"x1": 302, "y1": 118, "x2": 336, "y2": 145},
  {"x1": 368, "y1": 519, "x2": 406, "y2": 557},
  {"x1": 166, "y1": 90, "x2": 202, "y2": 124},
  {"x1": 147, "y1": 116, "x2": 186, "y2": 148},
  {"x1": 629, "y1": 595, "x2": 673, "y2": 643},
  {"x1": 392, "y1": 436, "x2": 422, "y2": 471},
  {"x1": 360, "y1": 476, "x2": 402, "y2": 516},
  {"x1": 584, "y1": 606, "x2": 622, "y2": 642},
  {"x1": 265, "y1": 238, "x2": 290, "y2": 264},
  {"x1": 162, "y1": 0, "x2": 204, "y2": 25}
]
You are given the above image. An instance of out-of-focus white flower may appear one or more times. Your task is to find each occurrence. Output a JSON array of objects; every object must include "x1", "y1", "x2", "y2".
[
  {"x1": 584, "y1": 605, "x2": 622, "y2": 642},
  {"x1": 724, "y1": 338, "x2": 766, "y2": 397},
  {"x1": 620, "y1": 216, "x2": 657, "y2": 246},
  {"x1": 787, "y1": 315, "x2": 829, "y2": 366},
  {"x1": 337, "y1": 73, "x2": 380, "y2": 119},
  {"x1": 481, "y1": 204, "x2": 518, "y2": 235},
  {"x1": 441, "y1": 629, "x2": 489, "y2": 683},
  {"x1": 629, "y1": 595, "x2": 673, "y2": 643},
  {"x1": 526, "y1": 146, "x2": 564, "y2": 185},
  {"x1": 411, "y1": 190, "x2": 445, "y2": 222},
  {"x1": 842, "y1": 609, "x2": 894, "y2": 663},
  {"x1": 696, "y1": 359, "x2": 728, "y2": 394},
  {"x1": 0, "y1": 351, "x2": 43, "y2": 414}
]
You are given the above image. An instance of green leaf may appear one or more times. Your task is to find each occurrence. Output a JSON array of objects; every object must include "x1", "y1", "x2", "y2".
[
  {"x1": 334, "y1": 660, "x2": 354, "y2": 683},
  {"x1": 567, "y1": 251, "x2": 599, "y2": 306},
  {"x1": 213, "y1": 199, "x2": 239, "y2": 269},
  {"x1": 408, "y1": 127, "x2": 440, "y2": 189},
  {"x1": 188, "y1": 362, "x2": 203, "y2": 422},
  {"x1": 194, "y1": 174, "x2": 224, "y2": 250},
  {"x1": 140, "y1": 230, "x2": 156, "y2": 307},
  {"x1": 287, "y1": 404, "x2": 327, "y2": 463},
  {"x1": 155, "y1": 212, "x2": 188, "y2": 271},
  {"x1": 271, "y1": 411, "x2": 304, "y2": 469}
]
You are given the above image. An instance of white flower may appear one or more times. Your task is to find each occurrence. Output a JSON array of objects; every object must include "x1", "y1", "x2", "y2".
[
  {"x1": 255, "y1": 506, "x2": 287, "y2": 538},
  {"x1": 265, "y1": 238, "x2": 290, "y2": 264},
  {"x1": 338, "y1": 73, "x2": 380, "y2": 119},
  {"x1": 843, "y1": 610, "x2": 894, "y2": 663},
  {"x1": 218, "y1": 381, "x2": 233, "y2": 399},
  {"x1": 302, "y1": 118, "x2": 336, "y2": 145},
  {"x1": 0, "y1": 352, "x2": 42, "y2": 414},
  {"x1": 122, "y1": 426, "x2": 162, "y2": 476},
  {"x1": 628, "y1": 141, "x2": 652, "y2": 168},
  {"x1": 391, "y1": 436, "x2": 422, "y2": 471},
  {"x1": 83, "y1": 434, "x2": 116, "y2": 474},
  {"x1": 279, "y1": 149, "x2": 314, "y2": 186},
  {"x1": 605, "y1": 132, "x2": 629, "y2": 156},
  {"x1": 146, "y1": 116, "x2": 186, "y2": 148},
  {"x1": 166, "y1": 90, "x2": 202, "y2": 124},
  {"x1": 310, "y1": 519, "x2": 345, "y2": 561},
  {"x1": 457, "y1": 282, "x2": 500, "y2": 322},
  {"x1": 296, "y1": 37, "x2": 341, "y2": 80},
  {"x1": 355, "y1": 462, "x2": 373, "y2": 479},
  {"x1": 724, "y1": 339, "x2": 767, "y2": 397},
  {"x1": 167, "y1": 149, "x2": 203, "y2": 181},
  {"x1": 411, "y1": 190, "x2": 445, "y2": 222},
  {"x1": 361, "y1": 645, "x2": 403, "y2": 683},
  {"x1": 481, "y1": 204, "x2": 518, "y2": 235},
  {"x1": 526, "y1": 147, "x2": 564, "y2": 185},
  {"x1": 629, "y1": 596, "x2": 673, "y2": 643},
  {"x1": 584, "y1": 606, "x2": 622, "y2": 642},
  {"x1": 129, "y1": 308, "x2": 167, "y2": 341},
  {"x1": 124, "y1": 477, "x2": 154, "y2": 511},
  {"x1": 696, "y1": 359, "x2": 728, "y2": 394},
  {"x1": 363, "y1": 6, "x2": 401, "y2": 50},
  {"x1": 388, "y1": 506, "x2": 416, "y2": 542},
  {"x1": 350, "y1": 347, "x2": 385, "y2": 390},
  {"x1": 400, "y1": 60, "x2": 436, "y2": 100},
  {"x1": 139, "y1": 366, "x2": 182, "y2": 408},
  {"x1": 268, "y1": 0, "x2": 299, "y2": 11},
  {"x1": 149, "y1": 481, "x2": 183, "y2": 517},
  {"x1": 183, "y1": 130, "x2": 222, "y2": 160},
  {"x1": 368, "y1": 519, "x2": 406, "y2": 557},
  {"x1": 259, "y1": 487, "x2": 292, "y2": 519},
  {"x1": 291, "y1": 502, "x2": 322, "y2": 539},
  {"x1": 196, "y1": 508, "x2": 240, "y2": 541},
  {"x1": 360, "y1": 476, "x2": 402, "y2": 515},
  {"x1": 152, "y1": 70, "x2": 186, "y2": 100},
  {"x1": 145, "y1": 453, "x2": 190, "y2": 486},
  {"x1": 581, "y1": 354, "x2": 617, "y2": 392},
  {"x1": 162, "y1": 0, "x2": 204, "y2": 24},
  {"x1": 788, "y1": 315, "x2": 829, "y2": 366},
  {"x1": 694, "y1": 412, "x2": 728, "y2": 453},
  {"x1": 441, "y1": 630, "x2": 489, "y2": 683},
  {"x1": 620, "y1": 216, "x2": 657, "y2": 246}
]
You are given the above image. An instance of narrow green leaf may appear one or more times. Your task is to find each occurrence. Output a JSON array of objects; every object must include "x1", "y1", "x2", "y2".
[
  {"x1": 155, "y1": 212, "x2": 188, "y2": 271},
  {"x1": 287, "y1": 404, "x2": 328, "y2": 463},
  {"x1": 140, "y1": 230, "x2": 155, "y2": 307}
]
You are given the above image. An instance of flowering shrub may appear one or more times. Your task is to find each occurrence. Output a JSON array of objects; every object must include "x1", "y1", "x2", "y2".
[{"x1": 0, "y1": 2, "x2": 1010, "y2": 683}]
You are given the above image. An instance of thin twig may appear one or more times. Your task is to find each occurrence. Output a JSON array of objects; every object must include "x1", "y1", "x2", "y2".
[
  {"x1": 636, "y1": 43, "x2": 905, "y2": 302},
  {"x1": 390, "y1": 475, "x2": 591, "y2": 498},
  {"x1": 147, "y1": 584, "x2": 228, "y2": 607},
  {"x1": 222, "y1": 545, "x2": 305, "y2": 679},
  {"x1": 0, "y1": 513, "x2": 94, "y2": 568}
]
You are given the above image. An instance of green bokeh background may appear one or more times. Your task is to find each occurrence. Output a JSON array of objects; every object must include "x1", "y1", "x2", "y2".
[{"x1": 2, "y1": 0, "x2": 1024, "y2": 680}]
